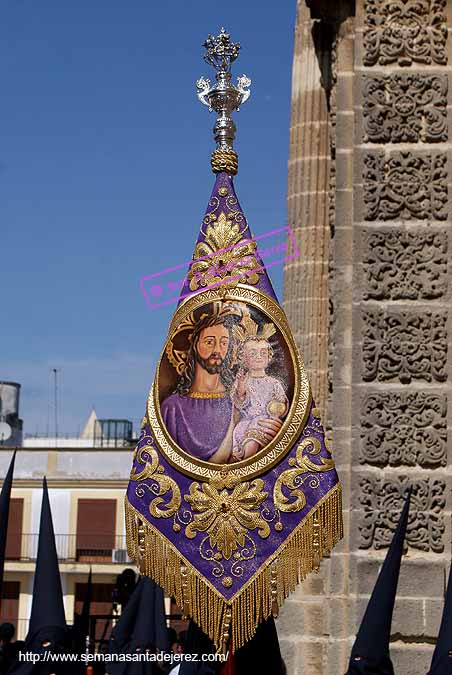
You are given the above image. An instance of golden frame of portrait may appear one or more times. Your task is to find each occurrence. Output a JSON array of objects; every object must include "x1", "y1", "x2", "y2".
[{"x1": 147, "y1": 284, "x2": 311, "y2": 481}]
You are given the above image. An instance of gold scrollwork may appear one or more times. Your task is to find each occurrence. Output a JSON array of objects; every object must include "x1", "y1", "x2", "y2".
[
  {"x1": 184, "y1": 479, "x2": 270, "y2": 560},
  {"x1": 130, "y1": 440, "x2": 181, "y2": 518},
  {"x1": 187, "y1": 211, "x2": 261, "y2": 291},
  {"x1": 274, "y1": 437, "x2": 335, "y2": 513}
]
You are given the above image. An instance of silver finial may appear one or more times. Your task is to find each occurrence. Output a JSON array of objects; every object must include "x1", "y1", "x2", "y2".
[{"x1": 196, "y1": 28, "x2": 251, "y2": 155}]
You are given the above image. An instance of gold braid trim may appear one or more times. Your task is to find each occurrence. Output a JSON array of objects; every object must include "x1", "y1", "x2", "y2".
[
  {"x1": 211, "y1": 149, "x2": 238, "y2": 175},
  {"x1": 125, "y1": 483, "x2": 342, "y2": 653}
]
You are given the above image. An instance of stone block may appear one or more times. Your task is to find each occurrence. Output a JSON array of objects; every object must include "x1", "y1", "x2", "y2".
[
  {"x1": 336, "y1": 112, "x2": 355, "y2": 150},
  {"x1": 336, "y1": 150, "x2": 354, "y2": 190},
  {"x1": 336, "y1": 72, "x2": 354, "y2": 112},
  {"x1": 327, "y1": 553, "x2": 348, "y2": 595},
  {"x1": 424, "y1": 598, "x2": 444, "y2": 638},
  {"x1": 304, "y1": 601, "x2": 327, "y2": 636},
  {"x1": 331, "y1": 391, "x2": 351, "y2": 436},
  {"x1": 296, "y1": 639, "x2": 327, "y2": 674},
  {"x1": 332, "y1": 348, "x2": 353, "y2": 387},
  {"x1": 279, "y1": 638, "x2": 297, "y2": 675},
  {"x1": 392, "y1": 598, "x2": 424, "y2": 637},
  {"x1": 397, "y1": 560, "x2": 446, "y2": 598},
  {"x1": 391, "y1": 643, "x2": 433, "y2": 675},
  {"x1": 332, "y1": 308, "x2": 353, "y2": 350},
  {"x1": 327, "y1": 597, "x2": 349, "y2": 638},
  {"x1": 328, "y1": 428, "x2": 351, "y2": 467},
  {"x1": 337, "y1": 35, "x2": 355, "y2": 73},
  {"x1": 354, "y1": 596, "x2": 369, "y2": 630},
  {"x1": 355, "y1": 556, "x2": 382, "y2": 595},
  {"x1": 277, "y1": 600, "x2": 305, "y2": 639},
  {"x1": 302, "y1": 567, "x2": 328, "y2": 596},
  {"x1": 332, "y1": 227, "x2": 354, "y2": 274},
  {"x1": 334, "y1": 188, "x2": 353, "y2": 226},
  {"x1": 326, "y1": 637, "x2": 351, "y2": 675}
]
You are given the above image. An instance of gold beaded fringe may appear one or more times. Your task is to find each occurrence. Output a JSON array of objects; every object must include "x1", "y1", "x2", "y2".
[{"x1": 126, "y1": 483, "x2": 342, "y2": 653}]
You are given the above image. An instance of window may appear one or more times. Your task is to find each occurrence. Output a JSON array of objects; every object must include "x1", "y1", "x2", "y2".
[
  {"x1": 76, "y1": 499, "x2": 116, "y2": 561},
  {"x1": 6, "y1": 499, "x2": 23, "y2": 560}
]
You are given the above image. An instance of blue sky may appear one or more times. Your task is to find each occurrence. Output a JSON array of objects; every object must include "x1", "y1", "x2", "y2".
[{"x1": 1, "y1": 0, "x2": 296, "y2": 435}]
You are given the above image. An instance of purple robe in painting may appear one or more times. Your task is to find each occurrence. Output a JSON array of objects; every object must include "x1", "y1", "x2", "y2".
[{"x1": 160, "y1": 393, "x2": 232, "y2": 462}]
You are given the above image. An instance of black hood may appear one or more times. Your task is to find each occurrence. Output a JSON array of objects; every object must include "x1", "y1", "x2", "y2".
[
  {"x1": 179, "y1": 620, "x2": 217, "y2": 675},
  {"x1": 345, "y1": 488, "x2": 411, "y2": 675},
  {"x1": 427, "y1": 554, "x2": 452, "y2": 674},
  {"x1": 234, "y1": 617, "x2": 284, "y2": 675},
  {"x1": 28, "y1": 478, "x2": 66, "y2": 635},
  {"x1": 0, "y1": 450, "x2": 16, "y2": 603},
  {"x1": 109, "y1": 576, "x2": 169, "y2": 675},
  {"x1": 8, "y1": 478, "x2": 70, "y2": 675}
]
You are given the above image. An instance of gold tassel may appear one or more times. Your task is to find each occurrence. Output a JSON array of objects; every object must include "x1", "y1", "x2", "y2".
[{"x1": 125, "y1": 484, "x2": 342, "y2": 653}]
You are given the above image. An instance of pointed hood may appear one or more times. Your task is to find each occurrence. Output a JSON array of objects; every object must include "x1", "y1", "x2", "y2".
[
  {"x1": 8, "y1": 478, "x2": 69, "y2": 675},
  {"x1": 109, "y1": 577, "x2": 169, "y2": 675},
  {"x1": 234, "y1": 616, "x2": 284, "y2": 674},
  {"x1": 345, "y1": 488, "x2": 412, "y2": 675},
  {"x1": 427, "y1": 559, "x2": 452, "y2": 673},
  {"x1": 80, "y1": 566, "x2": 92, "y2": 630},
  {"x1": 73, "y1": 567, "x2": 92, "y2": 651},
  {"x1": 0, "y1": 450, "x2": 16, "y2": 603},
  {"x1": 179, "y1": 621, "x2": 217, "y2": 675},
  {"x1": 130, "y1": 577, "x2": 168, "y2": 652},
  {"x1": 28, "y1": 477, "x2": 66, "y2": 636}
]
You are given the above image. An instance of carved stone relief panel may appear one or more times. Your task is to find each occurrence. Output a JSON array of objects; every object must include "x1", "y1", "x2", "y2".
[
  {"x1": 362, "y1": 310, "x2": 447, "y2": 383},
  {"x1": 360, "y1": 392, "x2": 447, "y2": 467},
  {"x1": 362, "y1": 230, "x2": 448, "y2": 300},
  {"x1": 364, "y1": 0, "x2": 447, "y2": 67},
  {"x1": 359, "y1": 476, "x2": 445, "y2": 552},
  {"x1": 363, "y1": 152, "x2": 447, "y2": 221},
  {"x1": 363, "y1": 74, "x2": 448, "y2": 143}
]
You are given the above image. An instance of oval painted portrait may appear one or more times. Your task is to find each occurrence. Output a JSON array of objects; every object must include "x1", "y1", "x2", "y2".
[{"x1": 150, "y1": 287, "x2": 309, "y2": 478}]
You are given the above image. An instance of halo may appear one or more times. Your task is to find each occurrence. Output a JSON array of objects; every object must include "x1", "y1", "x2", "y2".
[{"x1": 165, "y1": 300, "x2": 243, "y2": 375}]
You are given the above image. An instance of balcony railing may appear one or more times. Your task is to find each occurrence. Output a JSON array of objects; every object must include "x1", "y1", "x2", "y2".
[{"x1": 6, "y1": 534, "x2": 131, "y2": 564}]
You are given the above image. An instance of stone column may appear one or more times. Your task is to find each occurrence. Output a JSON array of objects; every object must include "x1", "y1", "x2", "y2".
[
  {"x1": 283, "y1": 0, "x2": 333, "y2": 423},
  {"x1": 280, "y1": 3, "x2": 354, "y2": 674}
]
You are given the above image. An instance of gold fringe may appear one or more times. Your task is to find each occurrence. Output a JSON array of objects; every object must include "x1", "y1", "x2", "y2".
[{"x1": 125, "y1": 483, "x2": 342, "y2": 653}]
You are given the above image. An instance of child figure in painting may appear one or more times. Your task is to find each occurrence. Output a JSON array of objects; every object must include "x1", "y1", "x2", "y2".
[{"x1": 230, "y1": 315, "x2": 289, "y2": 461}]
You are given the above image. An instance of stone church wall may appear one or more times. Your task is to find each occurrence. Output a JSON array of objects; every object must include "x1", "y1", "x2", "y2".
[{"x1": 281, "y1": 1, "x2": 452, "y2": 673}]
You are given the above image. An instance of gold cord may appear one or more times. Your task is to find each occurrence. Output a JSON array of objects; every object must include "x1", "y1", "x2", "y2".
[{"x1": 211, "y1": 149, "x2": 239, "y2": 175}]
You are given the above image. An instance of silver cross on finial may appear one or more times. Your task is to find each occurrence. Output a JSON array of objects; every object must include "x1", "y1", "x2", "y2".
[{"x1": 196, "y1": 28, "x2": 251, "y2": 154}]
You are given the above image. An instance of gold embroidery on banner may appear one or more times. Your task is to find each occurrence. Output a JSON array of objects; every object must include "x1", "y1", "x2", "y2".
[
  {"x1": 125, "y1": 484, "x2": 343, "y2": 653},
  {"x1": 187, "y1": 211, "x2": 262, "y2": 291},
  {"x1": 184, "y1": 479, "x2": 270, "y2": 560},
  {"x1": 187, "y1": 391, "x2": 227, "y2": 399},
  {"x1": 274, "y1": 437, "x2": 336, "y2": 513},
  {"x1": 210, "y1": 471, "x2": 241, "y2": 490},
  {"x1": 130, "y1": 440, "x2": 181, "y2": 518}
]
